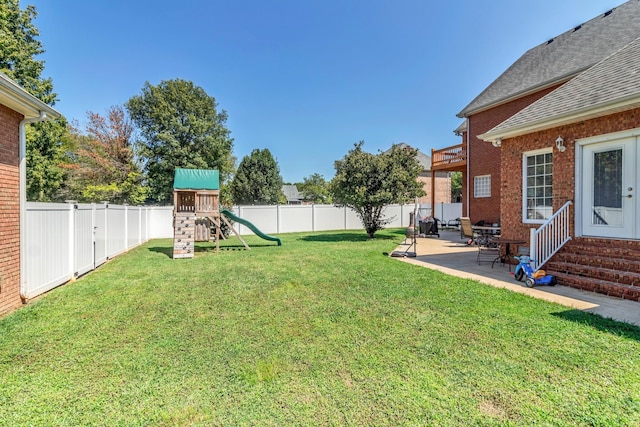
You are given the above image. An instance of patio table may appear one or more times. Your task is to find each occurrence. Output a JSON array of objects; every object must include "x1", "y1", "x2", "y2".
[{"x1": 489, "y1": 237, "x2": 526, "y2": 269}]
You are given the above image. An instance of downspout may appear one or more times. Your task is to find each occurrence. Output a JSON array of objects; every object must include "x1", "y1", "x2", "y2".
[
  {"x1": 465, "y1": 119, "x2": 470, "y2": 217},
  {"x1": 19, "y1": 111, "x2": 47, "y2": 301}
]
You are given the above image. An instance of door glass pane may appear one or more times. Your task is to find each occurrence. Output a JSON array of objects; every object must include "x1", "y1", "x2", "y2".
[{"x1": 592, "y1": 149, "x2": 622, "y2": 226}]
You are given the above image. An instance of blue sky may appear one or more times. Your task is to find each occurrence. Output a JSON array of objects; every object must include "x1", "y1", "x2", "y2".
[{"x1": 26, "y1": 0, "x2": 623, "y2": 183}]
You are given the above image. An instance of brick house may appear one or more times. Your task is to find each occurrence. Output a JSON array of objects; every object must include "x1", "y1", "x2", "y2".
[
  {"x1": 457, "y1": 0, "x2": 640, "y2": 299},
  {"x1": 395, "y1": 143, "x2": 451, "y2": 205},
  {"x1": 432, "y1": 0, "x2": 640, "y2": 229},
  {"x1": 0, "y1": 72, "x2": 60, "y2": 315}
]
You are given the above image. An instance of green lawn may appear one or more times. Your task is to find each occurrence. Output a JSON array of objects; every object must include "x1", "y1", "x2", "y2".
[{"x1": 1, "y1": 229, "x2": 639, "y2": 426}]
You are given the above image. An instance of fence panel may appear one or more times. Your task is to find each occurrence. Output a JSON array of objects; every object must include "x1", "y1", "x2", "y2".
[
  {"x1": 74, "y1": 204, "x2": 95, "y2": 277},
  {"x1": 312, "y1": 205, "x2": 346, "y2": 231},
  {"x1": 234, "y1": 205, "x2": 278, "y2": 235},
  {"x1": 106, "y1": 204, "x2": 127, "y2": 258},
  {"x1": 278, "y1": 205, "x2": 313, "y2": 233},
  {"x1": 127, "y1": 206, "x2": 141, "y2": 249},
  {"x1": 24, "y1": 203, "x2": 73, "y2": 299},
  {"x1": 94, "y1": 204, "x2": 108, "y2": 267},
  {"x1": 148, "y1": 206, "x2": 174, "y2": 238}
]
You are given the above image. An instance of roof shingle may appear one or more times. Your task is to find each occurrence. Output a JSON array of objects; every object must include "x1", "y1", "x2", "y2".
[
  {"x1": 480, "y1": 36, "x2": 640, "y2": 140},
  {"x1": 458, "y1": 0, "x2": 640, "y2": 117}
]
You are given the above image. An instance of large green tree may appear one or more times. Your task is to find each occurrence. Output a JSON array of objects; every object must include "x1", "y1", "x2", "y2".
[
  {"x1": 0, "y1": 0, "x2": 69, "y2": 201},
  {"x1": 331, "y1": 142, "x2": 424, "y2": 237},
  {"x1": 231, "y1": 148, "x2": 283, "y2": 205},
  {"x1": 450, "y1": 171, "x2": 462, "y2": 202},
  {"x1": 65, "y1": 106, "x2": 147, "y2": 204},
  {"x1": 298, "y1": 173, "x2": 332, "y2": 204},
  {"x1": 126, "y1": 79, "x2": 234, "y2": 204}
]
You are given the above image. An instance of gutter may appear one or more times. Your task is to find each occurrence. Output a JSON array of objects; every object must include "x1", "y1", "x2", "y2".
[
  {"x1": 465, "y1": 119, "x2": 470, "y2": 217},
  {"x1": 478, "y1": 93, "x2": 640, "y2": 143},
  {"x1": 19, "y1": 111, "x2": 48, "y2": 301}
]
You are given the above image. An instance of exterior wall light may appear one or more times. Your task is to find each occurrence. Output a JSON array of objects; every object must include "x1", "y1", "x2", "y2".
[
  {"x1": 492, "y1": 138, "x2": 502, "y2": 148},
  {"x1": 555, "y1": 136, "x2": 566, "y2": 152}
]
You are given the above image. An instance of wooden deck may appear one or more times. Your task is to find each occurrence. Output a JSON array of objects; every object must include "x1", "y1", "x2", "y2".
[{"x1": 431, "y1": 143, "x2": 466, "y2": 171}]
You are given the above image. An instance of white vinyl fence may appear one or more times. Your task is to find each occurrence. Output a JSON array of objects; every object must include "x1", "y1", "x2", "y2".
[
  {"x1": 23, "y1": 202, "x2": 460, "y2": 299},
  {"x1": 23, "y1": 203, "x2": 173, "y2": 299},
  {"x1": 227, "y1": 203, "x2": 461, "y2": 235}
]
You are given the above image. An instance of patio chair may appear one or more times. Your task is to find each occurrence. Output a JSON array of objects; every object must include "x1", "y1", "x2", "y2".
[
  {"x1": 459, "y1": 217, "x2": 477, "y2": 245},
  {"x1": 477, "y1": 238, "x2": 499, "y2": 265}
]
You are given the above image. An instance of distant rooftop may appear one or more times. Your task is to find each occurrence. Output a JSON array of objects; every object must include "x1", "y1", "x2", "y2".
[{"x1": 395, "y1": 142, "x2": 432, "y2": 171}]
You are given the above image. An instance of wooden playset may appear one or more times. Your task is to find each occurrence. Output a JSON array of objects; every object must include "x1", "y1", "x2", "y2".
[
  {"x1": 172, "y1": 168, "x2": 282, "y2": 259},
  {"x1": 172, "y1": 168, "x2": 248, "y2": 258}
]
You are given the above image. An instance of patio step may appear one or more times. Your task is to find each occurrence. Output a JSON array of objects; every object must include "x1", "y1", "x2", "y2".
[
  {"x1": 546, "y1": 261, "x2": 640, "y2": 286},
  {"x1": 549, "y1": 272, "x2": 640, "y2": 301},
  {"x1": 558, "y1": 237, "x2": 640, "y2": 260},
  {"x1": 543, "y1": 237, "x2": 640, "y2": 302}
]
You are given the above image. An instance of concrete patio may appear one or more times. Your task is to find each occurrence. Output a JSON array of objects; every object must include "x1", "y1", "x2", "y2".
[{"x1": 391, "y1": 229, "x2": 640, "y2": 327}]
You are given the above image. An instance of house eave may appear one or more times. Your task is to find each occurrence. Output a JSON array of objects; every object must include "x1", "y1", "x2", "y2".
[
  {"x1": 478, "y1": 94, "x2": 640, "y2": 143},
  {"x1": 457, "y1": 73, "x2": 579, "y2": 119},
  {"x1": 0, "y1": 73, "x2": 61, "y2": 119}
]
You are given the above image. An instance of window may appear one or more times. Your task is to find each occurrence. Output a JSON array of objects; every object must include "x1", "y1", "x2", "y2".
[
  {"x1": 474, "y1": 175, "x2": 491, "y2": 198},
  {"x1": 523, "y1": 149, "x2": 553, "y2": 222}
]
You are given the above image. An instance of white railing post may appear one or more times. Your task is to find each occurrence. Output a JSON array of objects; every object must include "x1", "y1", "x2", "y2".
[
  {"x1": 530, "y1": 201, "x2": 572, "y2": 268},
  {"x1": 529, "y1": 227, "x2": 537, "y2": 264}
]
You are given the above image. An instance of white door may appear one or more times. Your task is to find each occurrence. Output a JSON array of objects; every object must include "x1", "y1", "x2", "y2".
[{"x1": 581, "y1": 136, "x2": 638, "y2": 238}]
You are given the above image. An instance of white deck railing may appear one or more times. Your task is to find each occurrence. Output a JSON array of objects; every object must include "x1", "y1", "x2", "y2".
[{"x1": 530, "y1": 201, "x2": 572, "y2": 269}]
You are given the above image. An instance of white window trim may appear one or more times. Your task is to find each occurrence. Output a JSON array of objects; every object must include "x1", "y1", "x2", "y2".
[
  {"x1": 522, "y1": 147, "x2": 553, "y2": 224},
  {"x1": 474, "y1": 174, "x2": 491, "y2": 198}
]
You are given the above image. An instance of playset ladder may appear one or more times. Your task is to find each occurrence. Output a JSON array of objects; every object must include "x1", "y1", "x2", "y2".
[{"x1": 173, "y1": 212, "x2": 195, "y2": 259}]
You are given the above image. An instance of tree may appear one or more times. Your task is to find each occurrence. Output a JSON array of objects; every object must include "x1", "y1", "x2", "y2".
[
  {"x1": 231, "y1": 148, "x2": 283, "y2": 205},
  {"x1": 126, "y1": 79, "x2": 234, "y2": 204},
  {"x1": 298, "y1": 173, "x2": 332, "y2": 204},
  {"x1": 331, "y1": 142, "x2": 424, "y2": 237},
  {"x1": 450, "y1": 171, "x2": 462, "y2": 202},
  {"x1": 65, "y1": 106, "x2": 147, "y2": 204},
  {"x1": 1, "y1": 0, "x2": 70, "y2": 201}
]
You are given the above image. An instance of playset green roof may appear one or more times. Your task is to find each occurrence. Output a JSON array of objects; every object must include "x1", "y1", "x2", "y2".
[{"x1": 173, "y1": 168, "x2": 219, "y2": 190}]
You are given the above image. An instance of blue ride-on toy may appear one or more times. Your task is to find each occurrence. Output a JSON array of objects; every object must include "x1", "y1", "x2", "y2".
[{"x1": 513, "y1": 255, "x2": 557, "y2": 288}]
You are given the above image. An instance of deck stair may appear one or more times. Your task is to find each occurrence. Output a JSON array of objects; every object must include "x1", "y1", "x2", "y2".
[{"x1": 544, "y1": 237, "x2": 640, "y2": 301}]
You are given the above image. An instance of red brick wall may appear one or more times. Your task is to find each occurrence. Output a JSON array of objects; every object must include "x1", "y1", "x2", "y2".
[
  {"x1": 417, "y1": 171, "x2": 451, "y2": 205},
  {"x1": 500, "y1": 108, "x2": 640, "y2": 242},
  {"x1": 0, "y1": 104, "x2": 24, "y2": 315},
  {"x1": 466, "y1": 85, "x2": 560, "y2": 224}
]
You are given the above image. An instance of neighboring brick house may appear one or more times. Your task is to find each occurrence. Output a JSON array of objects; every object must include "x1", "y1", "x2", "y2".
[
  {"x1": 470, "y1": 1, "x2": 640, "y2": 299},
  {"x1": 433, "y1": 0, "x2": 640, "y2": 227},
  {"x1": 395, "y1": 143, "x2": 451, "y2": 205},
  {"x1": 0, "y1": 72, "x2": 60, "y2": 315}
]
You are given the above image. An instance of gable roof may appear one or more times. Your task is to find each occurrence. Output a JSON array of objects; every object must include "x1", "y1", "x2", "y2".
[
  {"x1": 173, "y1": 168, "x2": 220, "y2": 190},
  {"x1": 458, "y1": 0, "x2": 640, "y2": 118},
  {"x1": 282, "y1": 184, "x2": 303, "y2": 202},
  {"x1": 479, "y1": 36, "x2": 640, "y2": 142},
  {"x1": 454, "y1": 120, "x2": 467, "y2": 136},
  {"x1": 0, "y1": 71, "x2": 61, "y2": 120}
]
